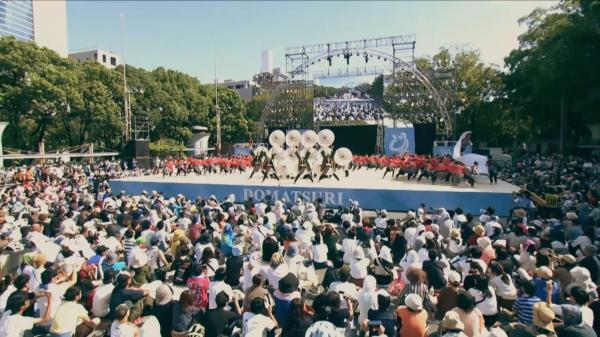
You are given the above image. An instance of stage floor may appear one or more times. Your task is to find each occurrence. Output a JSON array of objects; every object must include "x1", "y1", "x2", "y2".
[{"x1": 110, "y1": 169, "x2": 519, "y2": 215}]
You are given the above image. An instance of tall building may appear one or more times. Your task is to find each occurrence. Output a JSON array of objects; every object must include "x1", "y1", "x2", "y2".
[
  {"x1": 261, "y1": 49, "x2": 273, "y2": 73},
  {"x1": 0, "y1": 0, "x2": 68, "y2": 57},
  {"x1": 69, "y1": 48, "x2": 120, "y2": 69}
]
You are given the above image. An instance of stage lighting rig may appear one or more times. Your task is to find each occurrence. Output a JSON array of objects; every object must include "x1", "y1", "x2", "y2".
[
  {"x1": 344, "y1": 51, "x2": 351, "y2": 65},
  {"x1": 364, "y1": 53, "x2": 369, "y2": 63},
  {"x1": 327, "y1": 55, "x2": 333, "y2": 66}
]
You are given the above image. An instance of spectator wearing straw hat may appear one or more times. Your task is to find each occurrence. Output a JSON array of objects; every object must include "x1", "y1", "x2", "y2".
[
  {"x1": 440, "y1": 310, "x2": 468, "y2": 337},
  {"x1": 509, "y1": 302, "x2": 556, "y2": 337}
]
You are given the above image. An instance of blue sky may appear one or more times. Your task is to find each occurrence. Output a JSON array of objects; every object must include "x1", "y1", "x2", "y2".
[{"x1": 67, "y1": 1, "x2": 555, "y2": 85}]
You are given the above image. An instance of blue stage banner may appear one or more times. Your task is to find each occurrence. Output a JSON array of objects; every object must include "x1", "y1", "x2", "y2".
[
  {"x1": 110, "y1": 180, "x2": 514, "y2": 216},
  {"x1": 384, "y1": 127, "x2": 415, "y2": 156}
]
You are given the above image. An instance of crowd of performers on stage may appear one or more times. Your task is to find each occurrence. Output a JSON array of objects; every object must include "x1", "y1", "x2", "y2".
[
  {"x1": 160, "y1": 156, "x2": 251, "y2": 177},
  {"x1": 158, "y1": 153, "x2": 483, "y2": 187},
  {"x1": 352, "y1": 154, "x2": 480, "y2": 187}
]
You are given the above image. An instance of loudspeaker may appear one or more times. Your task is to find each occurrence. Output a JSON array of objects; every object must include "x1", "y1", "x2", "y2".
[{"x1": 124, "y1": 140, "x2": 151, "y2": 169}]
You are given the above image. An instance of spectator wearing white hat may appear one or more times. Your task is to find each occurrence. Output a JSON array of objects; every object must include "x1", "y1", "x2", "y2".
[{"x1": 396, "y1": 294, "x2": 428, "y2": 337}]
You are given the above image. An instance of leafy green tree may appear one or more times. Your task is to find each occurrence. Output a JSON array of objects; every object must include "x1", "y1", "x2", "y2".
[
  {"x1": 0, "y1": 36, "x2": 81, "y2": 150},
  {"x1": 504, "y1": 0, "x2": 600, "y2": 149}
]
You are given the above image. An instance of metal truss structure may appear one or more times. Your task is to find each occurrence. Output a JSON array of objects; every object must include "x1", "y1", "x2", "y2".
[
  {"x1": 132, "y1": 111, "x2": 151, "y2": 141},
  {"x1": 311, "y1": 66, "x2": 388, "y2": 80},
  {"x1": 260, "y1": 35, "x2": 455, "y2": 137}
]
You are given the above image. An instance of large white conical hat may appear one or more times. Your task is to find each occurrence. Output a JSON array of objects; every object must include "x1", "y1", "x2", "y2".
[
  {"x1": 253, "y1": 146, "x2": 268, "y2": 155},
  {"x1": 317, "y1": 129, "x2": 335, "y2": 147},
  {"x1": 269, "y1": 130, "x2": 285, "y2": 147},
  {"x1": 274, "y1": 160, "x2": 290, "y2": 177},
  {"x1": 334, "y1": 147, "x2": 353, "y2": 166},
  {"x1": 269, "y1": 145, "x2": 284, "y2": 157},
  {"x1": 301, "y1": 130, "x2": 318, "y2": 148},
  {"x1": 286, "y1": 130, "x2": 302, "y2": 147}
]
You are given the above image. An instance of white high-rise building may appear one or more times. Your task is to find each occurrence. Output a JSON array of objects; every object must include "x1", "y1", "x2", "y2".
[
  {"x1": 261, "y1": 49, "x2": 272, "y2": 73},
  {"x1": 0, "y1": 0, "x2": 68, "y2": 57}
]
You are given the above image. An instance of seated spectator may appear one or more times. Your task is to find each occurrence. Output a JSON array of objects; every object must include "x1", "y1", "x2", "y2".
[
  {"x1": 513, "y1": 280, "x2": 541, "y2": 325},
  {"x1": 109, "y1": 273, "x2": 148, "y2": 321},
  {"x1": 49, "y1": 286, "x2": 97, "y2": 337},
  {"x1": 0, "y1": 291, "x2": 53, "y2": 337},
  {"x1": 91, "y1": 270, "x2": 116, "y2": 318},
  {"x1": 150, "y1": 284, "x2": 174, "y2": 337},
  {"x1": 396, "y1": 294, "x2": 428, "y2": 337},
  {"x1": 204, "y1": 292, "x2": 241, "y2": 337},
  {"x1": 367, "y1": 292, "x2": 397, "y2": 337},
  {"x1": 171, "y1": 290, "x2": 201, "y2": 336},
  {"x1": 242, "y1": 298, "x2": 277, "y2": 337}
]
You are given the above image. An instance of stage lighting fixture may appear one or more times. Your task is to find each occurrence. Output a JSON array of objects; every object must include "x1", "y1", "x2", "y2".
[
  {"x1": 327, "y1": 55, "x2": 333, "y2": 66},
  {"x1": 364, "y1": 53, "x2": 369, "y2": 63},
  {"x1": 344, "y1": 52, "x2": 351, "y2": 65}
]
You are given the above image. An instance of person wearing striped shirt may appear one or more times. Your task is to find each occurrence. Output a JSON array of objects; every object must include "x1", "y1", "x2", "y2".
[{"x1": 513, "y1": 280, "x2": 541, "y2": 324}]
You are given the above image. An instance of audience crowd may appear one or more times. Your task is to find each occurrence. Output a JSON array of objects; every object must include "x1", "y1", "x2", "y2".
[
  {"x1": 313, "y1": 97, "x2": 386, "y2": 122},
  {"x1": 0, "y1": 153, "x2": 598, "y2": 337}
]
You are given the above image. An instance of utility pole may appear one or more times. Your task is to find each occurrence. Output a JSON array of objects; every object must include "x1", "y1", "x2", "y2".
[
  {"x1": 121, "y1": 13, "x2": 131, "y2": 142},
  {"x1": 559, "y1": 96, "x2": 566, "y2": 154},
  {"x1": 215, "y1": 59, "x2": 221, "y2": 154}
]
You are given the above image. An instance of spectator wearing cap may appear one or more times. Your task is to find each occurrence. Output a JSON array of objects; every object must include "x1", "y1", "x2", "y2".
[
  {"x1": 102, "y1": 251, "x2": 126, "y2": 274},
  {"x1": 452, "y1": 291, "x2": 485, "y2": 337},
  {"x1": 397, "y1": 293, "x2": 428, "y2": 337},
  {"x1": 225, "y1": 241, "x2": 244, "y2": 288},
  {"x1": 273, "y1": 273, "x2": 301, "y2": 326},
  {"x1": 436, "y1": 270, "x2": 462, "y2": 320}
]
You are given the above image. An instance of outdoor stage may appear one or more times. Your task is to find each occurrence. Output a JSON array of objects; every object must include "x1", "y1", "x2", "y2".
[{"x1": 110, "y1": 169, "x2": 519, "y2": 216}]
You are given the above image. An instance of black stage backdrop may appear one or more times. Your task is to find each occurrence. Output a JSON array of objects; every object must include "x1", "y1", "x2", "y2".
[
  {"x1": 414, "y1": 123, "x2": 436, "y2": 155},
  {"x1": 327, "y1": 125, "x2": 377, "y2": 155}
]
